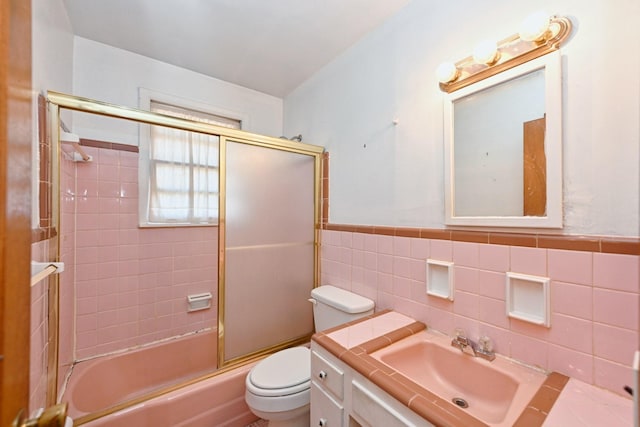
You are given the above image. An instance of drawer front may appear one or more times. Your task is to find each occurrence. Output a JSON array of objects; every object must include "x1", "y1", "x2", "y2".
[
  {"x1": 351, "y1": 380, "x2": 414, "y2": 427},
  {"x1": 311, "y1": 382, "x2": 344, "y2": 427},
  {"x1": 311, "y1": 350, "x2": 344, "y2": 400}
]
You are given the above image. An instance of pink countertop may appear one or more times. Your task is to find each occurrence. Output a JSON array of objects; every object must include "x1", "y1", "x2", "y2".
[
  {"x1": 543, "y1": 377, "x2": 633, "y2": 426},
  {"x1": 327, "y1": 311, "x2": 635, "y2": 427}
]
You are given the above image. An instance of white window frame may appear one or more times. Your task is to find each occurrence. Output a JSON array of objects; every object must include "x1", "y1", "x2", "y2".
[{"x1": 138, "y1": 88, "x2": 247, "y2": 227}]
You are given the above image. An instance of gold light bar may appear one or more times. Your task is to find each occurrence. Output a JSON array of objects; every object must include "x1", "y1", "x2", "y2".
[{"x1": 437, "y1": 13, "x2": 572, "y2": 93}]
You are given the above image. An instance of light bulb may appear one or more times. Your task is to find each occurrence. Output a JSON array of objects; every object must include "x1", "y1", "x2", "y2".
[
  {"x1": 436, "y1": 62, "x2": 459, "y2": 83},
  {"x1": 519, "y1": 11, "x2": 551, "y2": 42},
  {"x1": 473, "y1": 40, "x2": 500, "y2": 65}
]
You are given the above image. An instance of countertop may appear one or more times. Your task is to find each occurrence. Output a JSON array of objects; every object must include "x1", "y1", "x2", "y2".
[{"x1": 320, "y1": 310, "x2": 634, "y2": 427}]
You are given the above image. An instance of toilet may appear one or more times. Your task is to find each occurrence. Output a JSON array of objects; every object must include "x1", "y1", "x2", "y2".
[{"x1": 245, "y1": 285, "x2": 374, "y2": 427}]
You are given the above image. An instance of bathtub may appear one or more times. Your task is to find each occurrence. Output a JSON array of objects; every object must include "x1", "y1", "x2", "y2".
[{"x1": 64, "y1": 330, "x2": 259, "y2": 426}]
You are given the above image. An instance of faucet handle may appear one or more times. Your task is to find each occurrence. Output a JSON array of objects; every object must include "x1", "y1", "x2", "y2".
[
  {"x1": 454, "y1": 327, "x2": 465, "y2": 338},
  {"x1": 478, "y1": 336, "x2": 493, "y2": 352},
  {"x1": 454, "y1": 328, "x2": 467, "y2": 342},
  {"x1": 476, "y1": 335, "x2": 496, "y2": 361}
]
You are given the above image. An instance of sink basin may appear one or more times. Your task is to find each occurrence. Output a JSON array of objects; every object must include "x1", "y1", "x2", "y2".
[{"x1": 370, "y1": 330, "x2": 547, "y2": 426}]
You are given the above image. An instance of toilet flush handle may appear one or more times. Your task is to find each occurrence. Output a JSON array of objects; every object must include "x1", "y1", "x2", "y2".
[{"x1": 308, "y1": 298, "x2": 317, "y2": 305}]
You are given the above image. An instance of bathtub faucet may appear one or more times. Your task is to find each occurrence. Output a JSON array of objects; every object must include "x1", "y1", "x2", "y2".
[{"x1": 451, "y1": 329, "x2": 495, "y2": 361}]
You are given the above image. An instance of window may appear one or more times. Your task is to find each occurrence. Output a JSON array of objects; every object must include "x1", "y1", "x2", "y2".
[{"x1": 140, "y1": 101, "x2": 240, "y2": 226}]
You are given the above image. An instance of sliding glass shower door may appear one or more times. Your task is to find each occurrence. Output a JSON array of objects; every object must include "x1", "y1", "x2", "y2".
[{"x1": 221, "y1": 140, "x2": 317, "y2": 364}]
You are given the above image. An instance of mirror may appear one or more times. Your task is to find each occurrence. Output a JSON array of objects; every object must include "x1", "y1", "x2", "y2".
[{"x1": 444, "y1": 51, "x2": 562, "y2": 228}]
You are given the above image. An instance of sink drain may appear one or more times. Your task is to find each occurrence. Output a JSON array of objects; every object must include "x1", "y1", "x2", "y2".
[{"x1": 452, "y1": 397, "x2": 469, "y2": 409}]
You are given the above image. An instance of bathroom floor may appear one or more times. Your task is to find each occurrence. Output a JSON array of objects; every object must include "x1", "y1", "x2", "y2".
[{"x1": 245, "y1": 420, "x2": 268, "y2": 427}]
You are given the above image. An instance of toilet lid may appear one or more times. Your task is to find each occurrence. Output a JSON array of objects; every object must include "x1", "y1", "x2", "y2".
[{"x1": 249, "y1": 347, "x2": 310, "y2": 391}]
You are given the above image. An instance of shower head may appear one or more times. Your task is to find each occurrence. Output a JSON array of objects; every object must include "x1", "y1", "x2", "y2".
[{"x1": 279, "y1": 134, "x2": 303, "y2": 142}]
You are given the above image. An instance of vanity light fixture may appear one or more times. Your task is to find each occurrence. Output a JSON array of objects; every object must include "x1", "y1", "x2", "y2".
[
  {"x1": 472, "y1": 40, "x2": 500, "y2": 65},
  {"x1": 436, "y1": 12, "x2": 572, "y2": 92}
]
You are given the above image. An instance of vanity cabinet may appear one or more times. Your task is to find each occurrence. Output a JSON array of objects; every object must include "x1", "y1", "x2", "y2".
[{"x1": 311, "y1": 342, "x2": 433, "y2": 427}]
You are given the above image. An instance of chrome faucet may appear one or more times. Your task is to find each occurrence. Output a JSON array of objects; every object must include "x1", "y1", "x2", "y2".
[{"x1": 451, "y1": 329, "x2": 495, "y2": 361}]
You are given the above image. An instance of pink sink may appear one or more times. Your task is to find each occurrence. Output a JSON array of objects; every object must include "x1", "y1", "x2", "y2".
[{"x1": 370, "y1": 330, "x2": 547, "y2": 426}]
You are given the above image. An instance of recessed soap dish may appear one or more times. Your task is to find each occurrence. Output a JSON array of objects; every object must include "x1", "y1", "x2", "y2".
[
  {"x1": 506, "y1": 272, "x2": 550, "y2": 327},
  {"x1": 426, "y1": 259, "x2": 454, "y2": 301}
]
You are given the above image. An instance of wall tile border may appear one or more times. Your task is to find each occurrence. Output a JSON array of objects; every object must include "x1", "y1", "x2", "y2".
[
  {"x1": 79, "y1": 138, "x2": 139, "y2": 153},
  {"x1": 322, "y1": 224, "x2": 640, "y2": 255}
]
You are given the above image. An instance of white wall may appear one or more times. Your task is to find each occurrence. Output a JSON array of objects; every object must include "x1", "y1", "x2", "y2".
[
  {"x1": 71, "y1": 37, "x2": 284, "y2": 144},
  {"x1": 32, "y1": 0, "x2": 74, "y2": 97},
  {"x1": 32, "y1": 0, "x2": 74, "y2": 225},
  {"x1": 284, "y1": 0, "x2": 640, "y2": 237}
]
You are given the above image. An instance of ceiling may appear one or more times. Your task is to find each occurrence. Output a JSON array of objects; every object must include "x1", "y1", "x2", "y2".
[{"x1": 62, "y1": 0, "x2": 412, "y2": 97}]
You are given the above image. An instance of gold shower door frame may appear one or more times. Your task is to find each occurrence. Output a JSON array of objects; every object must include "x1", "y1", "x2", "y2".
[{"x1": 47, "y1": 91, "x2": 323, "y2": 421}]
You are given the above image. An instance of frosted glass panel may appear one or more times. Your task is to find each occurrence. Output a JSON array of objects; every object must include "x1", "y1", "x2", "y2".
[{"x1": 224, "y1": 141, "x2": 315, "y2": 361}]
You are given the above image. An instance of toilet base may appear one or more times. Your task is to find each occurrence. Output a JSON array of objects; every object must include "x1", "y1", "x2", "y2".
[{"x1": 249, "y1": 403, "x2": 309, "y2": 427}]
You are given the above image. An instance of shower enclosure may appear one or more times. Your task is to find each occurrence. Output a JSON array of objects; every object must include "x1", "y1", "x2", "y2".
[{"x1": 46, "y1": 92, "x2": 323, "y2": 424}]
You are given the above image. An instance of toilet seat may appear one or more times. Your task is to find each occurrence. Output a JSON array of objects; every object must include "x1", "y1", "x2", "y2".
[{"x1": 246, "y1": 347, "x2": 310, "y2": 397}]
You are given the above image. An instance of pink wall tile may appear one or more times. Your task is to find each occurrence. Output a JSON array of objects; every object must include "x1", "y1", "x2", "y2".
[
  {"x1": 593, "y1": 253, "x2": 640, "y2": 292},
  {"x1": 593, "y1": 288, "x2": 638, "y2": 330},
  {"x1": 478, "y1": 296, "x2": 509, "y2": 329},
  {"x1": 510, "y1": 317, "x2": 549, "y2": 341},
  {"x1": 76, "y1": 314, "x2": 97, "y2": 333},
  {"x1": 551, "y1": 281, "x2": 593, "y2": 320},
  {"x1": 426, "y1": 306, "x2": 454, "y2": 336},
  {"x1": 393, "y1": 256, "x2": 411, "y2": 279},
  {"x1": 392, "y1": 276, "x2": 413, "y2": 299},
  {"x1": 340, "y1": 231, "x2": 352, "y2": 248},
  {"x1": 477, "y1": 270, "x2": 505, "y2": 300},
  {"x1": 476, "y1": 323, "x2": 510, "y2": 355},
  {"x1": 363, "y1": 233, "x2": 377, "y2": 252},
  {"x1": 409, "y1": 259, "x2": 426, "y2": 282},
  {"x1": 510, "y1": 246, "x2": 547, "y2": 276},
  {"x1": 98, "y1": 148, "x2": 118, "y2": 165},
  {"x1": 429, "y1": 239, "x2": 452, "y2": 261},
  {"x1": 377, "y1": 235, "x2": 393, "y2": 255},
  {"x1": 394, "y1": 236, "x2": 411, "y2": 257},
  {"x1": 98, "y1": 164, "x2": 119, "y2": 182},
  {"x1": 377, "y1": 253, "x2": 393, "y2": 274},
  {"x1": 352, "y1": 232, "x2": 365, "y2": 250},
  {"x1": 510, "y1": 332, "x2": 548, "y2": 369},
  {"x1": 377, "y1": 272, "x2": 393, "y2": 294},
  {"x1": 593, "y1": 357, "x2": 633, "y2": 394},
  {"x1": 593, "y1": 357, "x2": 634, "y2": 396},
  {"x1": 351, "y1": 266, "x2": 364, "y2": 287},
  {"x1": 339, "y1": 247, "x2": 352, "y2": 264},
  {"x1": 548, "y1": 249, "x2": 593, "y2": 285},
  {"x1": 548, "y1": 314, "x2": 593, "y2": 353},
  {"x1": 593, "y1": 323, "x2": 638, "y2": 365},
  {"x1": 478, "y1": 244, "x2": 509, "y2": 272},
  {"x1": 454, "y1": 266, "x2": 479, "y2": 293},
  {"x1": 452, "y1": 241, "x2": 479, "y2": 268},
  {"x1": 452, "y1": 290, "x2": 478, "y2": 319},
  {"x1": 410, "y1": 237, "x2": 429, "y2": 259},
  {"x1": 363, "y1": 252, "x2": 377, "y2": 270},
  {"x1": 352, "y1": 249, "x2": 364, "y2": 267},
  {"x1": 548, "y1": 344, "x2": 593, "y2": 384}
]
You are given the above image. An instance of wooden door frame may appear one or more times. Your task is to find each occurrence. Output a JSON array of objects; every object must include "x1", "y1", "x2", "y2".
[{"x1": 0, "y1": 0, "x2": 33, "y2": 424}]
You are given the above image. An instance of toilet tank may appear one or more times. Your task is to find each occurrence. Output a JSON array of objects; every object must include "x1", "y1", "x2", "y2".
[{"x1": 310, "y1": 285, "x2": 374, "y2": 332}]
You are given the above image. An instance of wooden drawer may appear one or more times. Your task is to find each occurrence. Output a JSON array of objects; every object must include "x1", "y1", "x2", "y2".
[
  {"x1": 311, "y1": 350, "x2": 344, "y2": 400},
  {"x1": 311, "y1": 381, "x2": 344, "y2": 427}
]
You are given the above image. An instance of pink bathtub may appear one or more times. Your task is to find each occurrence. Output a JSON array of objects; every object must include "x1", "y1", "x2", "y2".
[{"x1": 64, "y1": 331, "x2": 259, "y2": 426}]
